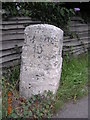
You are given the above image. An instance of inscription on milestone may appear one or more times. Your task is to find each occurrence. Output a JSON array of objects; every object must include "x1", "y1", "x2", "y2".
[{"x1": 20, "y1": 24, "x2": 63, "y2": 98}]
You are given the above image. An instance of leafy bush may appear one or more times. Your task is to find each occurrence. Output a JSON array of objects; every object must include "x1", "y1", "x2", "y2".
[
  {"x1": 3, "y1": 65, "x2": 20, "y2": 90},
  {"x1": 9, "y1": 91, "x2": 54, "y2": 119},
  {"x1": 2, "y1": 77, "x2": 19, "y2": 118},
  {"x1": 2, "y1": 65, "x2": 20, "y2": 118},
  {"x1": 2, "y1": 2, "x2": 75, "y2": 35},
  {"x1": 3, "y1": 89, "x2": 54, "y2": 119}
]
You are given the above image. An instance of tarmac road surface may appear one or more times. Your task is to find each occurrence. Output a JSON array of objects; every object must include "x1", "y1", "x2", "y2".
[{"x1": 53, "y1": 95, "x2": 88, "y2": 118}]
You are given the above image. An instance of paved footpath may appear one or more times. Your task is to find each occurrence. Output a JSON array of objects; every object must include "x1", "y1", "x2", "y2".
[
  {"x1": 53, "y1": 96, "x2": 88, "y2": 118},
  {"x1": 0, "y1": 92, "x2": 2, "y2": 120},
  {"x1": 0, "y1": 98, "x2": 2, "y2": 120}
]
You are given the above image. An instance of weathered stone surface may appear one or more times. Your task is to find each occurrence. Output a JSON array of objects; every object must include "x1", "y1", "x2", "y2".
[{"x1": 20, "y1": 24, "x2": 63, "y2": 98}]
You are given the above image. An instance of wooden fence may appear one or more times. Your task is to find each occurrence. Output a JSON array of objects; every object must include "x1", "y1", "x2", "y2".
[
  {"x1": 0, "y1": 16, "x2": 89, "y2": 69},
  {"x1": 63, "y1": 17, "x2": 89, "y2": 56}
]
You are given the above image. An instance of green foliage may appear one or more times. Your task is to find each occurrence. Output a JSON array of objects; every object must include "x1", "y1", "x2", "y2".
[
  {"x1": 2, "y1": 2, "x2": 19, "y2": 18},
  {"x1": 2, "y1": 75, "x2": 19, "y2": 118},
  {"x1": 4, "y1": 65, "x2": 20, "y2": 87},
  {"x1": 54, "y1": 53, "x2": 88, "y2": 112},
  {"x1": 2, "y1": 2, "x2": 75, "y2": 35},
  {"x1": 2, "y1": 65, "x2": 20, "y2": 118},
  {"x1": 19, "y1": 3, "x2": 75, "y2": 33},
  {"x1": 7, "y1": 91, "x2": 54, "y2": 119}
]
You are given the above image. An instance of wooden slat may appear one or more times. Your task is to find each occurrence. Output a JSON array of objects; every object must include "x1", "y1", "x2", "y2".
[
  {"x1": 1, "y1": 59, "x2": 20, "y2": 69},
  {"x1": 0, "y1": 53, "x2": 20, "y2": 64},
  {"x1": 63, "y1": 37, "x2": 89, "y2": 46},
  {"x1": 63, "y1": 44, "x2": 88, "y2": 52},
  {"x1": 64, "y1": 36, "x2": 89, "y2": 43},
  {"x1": 0, "y1": 47, "x2": 22, "y2": 58},
  {"x1": 2, "y1": 23, "x2": 41, "y2": 31},
  {"x1": 66, "y1": 47, "x2": 87, "y2": 54},
  {"x1": 1, "y1": 40, "x2": 23, "y2": 51},
  {"x1": 2, "y1": 24, "x2": 25, "y2": 30},
  {"x1": 2, "y1": 29, "x2": 24, "y2": 35},
  {"x1": 64, "y1": 31, "x2": 88, "y2": 40},
  {"x1": 63, "y1": 47, "x2": 88, "y2": 56},
  {"x1": 70, "y1": 21, "x2": 85, "y2": 25},
  {"x1": 70, "y1": 27, "x2": 88, "y2": 32},
  {"x1": 2, "y1": 20, "x2": 41, "y2": 25},
  {"x1": 5, "y1": 17, "x2": 32, "y2": 21},
  {"x1": 72, "y1": 49, "x2": 88, "y2": 55},
  {"x1": 63, "y1": 41, "x2": 88, "y2": 47},
  {"x1": 63, "y1": 47, "x2": 88, "y2": 54},
  {"x1": 70, "y1": 17, "x2": 84, "y2": 21},
  {"x1": 77, "y1": 31, "x2": 88, "y2": 38},
  {"x1": 70, "y1": 23, "x2": 88, "y2": 27},
  {"x1": 73, "y1": 47, "x2": 88, "y2": 53},
  {"x1": 70, "y1": 25, "x2": 88, "y2": 29},
  {"x1": 2, "y1": 33, "x2": 24, "y2": 41}
]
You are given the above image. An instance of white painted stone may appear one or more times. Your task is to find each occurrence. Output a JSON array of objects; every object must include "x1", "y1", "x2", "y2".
[{"x1": 20, "y1": 24, "x2": 63, "y2": 98}]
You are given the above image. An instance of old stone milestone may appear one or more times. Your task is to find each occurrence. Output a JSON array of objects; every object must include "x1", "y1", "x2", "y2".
[{"x1": 20, "y1": 24, "x2": 63, "y2": 98}]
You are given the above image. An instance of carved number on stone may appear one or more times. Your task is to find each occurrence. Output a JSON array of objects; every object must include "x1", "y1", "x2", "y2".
[
  {"x1": 29, "y1": 36, "x2": 35, "y2": 43},
  {"x1": 29, "y1": 83, "x2": 31, "y2": 89},
  {"x1": 33, "y1": 44, "x2": 43, "y2": 57},
  {"x1": 44, "y1": 37, "x2": 54, "y2": 44},
  {"x1": 37, "y1": 45, "x2": 43, "y2": 54}
]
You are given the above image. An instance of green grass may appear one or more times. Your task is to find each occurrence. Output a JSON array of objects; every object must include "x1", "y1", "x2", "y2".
[{"x1": 54, "y1": 53, "x2": 88, "y2": 112}]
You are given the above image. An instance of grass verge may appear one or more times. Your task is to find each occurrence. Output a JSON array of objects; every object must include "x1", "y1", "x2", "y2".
[{"x1": 53, "y1": 53, "x2": 88, "y2": 113}]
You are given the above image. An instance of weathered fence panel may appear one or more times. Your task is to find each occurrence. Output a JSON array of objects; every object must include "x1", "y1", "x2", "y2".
[
  {"x1": 63, "y1": 17, "x2": 89, "y2": 56},
  {"x1": 1, "y1": 17, "x2": 41, "y2": 69},
  {"x1": 0, "y1": 16, "x2": 89, "y2": 69}
]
